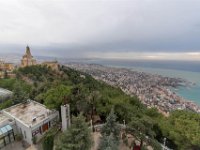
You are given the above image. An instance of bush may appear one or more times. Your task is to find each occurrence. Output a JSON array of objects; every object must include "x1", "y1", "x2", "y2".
[
  {"x1": 42, "y1": 128, "x2": 57, "y2": 150},
  {"x1": 32, "y1": 136, "x2": 37, "y2": 144}
]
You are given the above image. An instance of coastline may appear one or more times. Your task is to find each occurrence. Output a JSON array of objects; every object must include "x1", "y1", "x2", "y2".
[
  {"x1": 100, "y1": 65, "x2": 200, "y2": 106},
  {"x1": 66, "y1": 63, "x2": 200, "y2": 114},
  {"x1": 129, "y1": 67, "x2": 200, "y2": 106}
]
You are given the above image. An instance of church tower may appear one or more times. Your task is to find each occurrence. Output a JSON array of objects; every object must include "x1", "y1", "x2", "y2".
[{"x1": 21, "y1": 46, "x2": 37, "y2": 67}]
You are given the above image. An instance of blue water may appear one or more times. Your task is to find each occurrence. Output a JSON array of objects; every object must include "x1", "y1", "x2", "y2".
[
  {"x1": 174, "y1": 85, "x2": 200, "y2": 104},
  {"x1": 85, "y1": 59, "x2": 200, "y2": 73},
  {"x1": 125, "y1": 66, "x2": 200, "y2": 105},
  {"x1": 78, "y1": 59, "x2": 200, "y2": 105}
]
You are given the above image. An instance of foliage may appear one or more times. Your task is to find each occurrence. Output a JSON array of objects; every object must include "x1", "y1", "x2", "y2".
[
  {"x1": 99, "y1": 108, "x2": 120, "y2": 150},
  {"x1": 32, "y1": 136, "x2": 37, "y2": 144},
  {"x1": 159, "y1": 110, "x2": 200, "y2": 150},
  {"x1": 0, "y1": 99, "x2": 13, "y2": 110},
  {"x1": 98, "y1": 134, "x2": 119, "y2": 150},
  {"x1": 17, "y1": 65, "x2": 55, "y2": 82},
  {"x1": 12, "y1": 81, "x2": 30, "y2": 104},
  {"x1": 56, "y1": 114, "x2": 92, "y2": 150},
  {"x1": 42, "y1": 128, "x2": 57, "y2": 150},
  {"x1": 39, "y1": 85, "x2": 71, "y2": 110},
  {"x1": 0, "y1": 65, "x2": 199, "y2": 149},
  {"x1": 127, "y1": 114, "x2": 162, "y2": 150},
  {"x1": 0, "y1": 78, "x2": 16, "y2": 90},
  {"x1": 101, "y1": 108, "x2": 120, "y2": 141}
]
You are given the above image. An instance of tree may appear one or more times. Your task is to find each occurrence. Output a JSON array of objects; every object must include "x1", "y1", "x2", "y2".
[
  {"x1": 101, "y1": 108, "x2": 120, "y2": 140},
  {"x1": 4, "y1": 65, "x2": 199, "y2": 150},
  {"x1": 87, "y1": 90, "x2": 101, "y2": 132},
  {"x1": 56, "y1": 114, "x2": 92, "y2": 150},
  {"x1": 0, "y1": 78, "x2": 16, "y2": 90},
  {"x1": 0, "y1": 99, "x2": 13, "y2": 109},
  {"x1": 42, "y1": 85, "x2": 71, "y2": 110},
  {"x1": 126, "y1": 115, "x2": 161, "y2": 150},
  {"x1": 159, "y1": 110, "x2": 200, "y2": 149},
  {"x1": 98, "y1": 134, "x2": 119, "y2": 150},
  {"x1": 42, "y1": 128, "x2": 57, "y2": 150},
  {"x1": 99, "y1": 108, "x2": 120, "y2": 150},
  {"x1": 12, "y1": 81, "x2": 29, "y2": 104}
]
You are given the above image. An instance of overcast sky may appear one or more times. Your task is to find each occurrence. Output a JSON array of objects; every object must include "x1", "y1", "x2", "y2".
[{"x1": 0, "y1": 0, "x2": 200, "y2": 60}]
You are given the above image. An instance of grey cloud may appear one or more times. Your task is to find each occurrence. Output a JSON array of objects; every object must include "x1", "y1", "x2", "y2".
[{"x1": 0, "y1": 0, "x2": 200, "y2": 58}]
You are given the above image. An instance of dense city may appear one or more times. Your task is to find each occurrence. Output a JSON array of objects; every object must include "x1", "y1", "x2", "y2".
[{"x1": 67, "y1": 63, "x2": 200, "y2": 115}]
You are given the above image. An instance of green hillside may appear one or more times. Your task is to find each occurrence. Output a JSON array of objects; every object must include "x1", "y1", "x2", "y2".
[{"x1": 0, "y1": 65, "x2": 199, "y2": 150}]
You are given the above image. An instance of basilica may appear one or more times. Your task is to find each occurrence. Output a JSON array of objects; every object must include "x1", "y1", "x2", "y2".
[
  {"x1": 21, "y1": 46, "x2": 37, "y2": 67},
  {"x1": 21, "y1": 46, "x2": 59, "y2": 71}
]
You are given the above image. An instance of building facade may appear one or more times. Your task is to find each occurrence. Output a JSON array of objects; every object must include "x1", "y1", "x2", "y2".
[
  {"x1": 0, "y1": 100, "x2": 59, "y2": 146},
  {"x1": 42, "y1": 61, "x2": 60, "y2": 71},
  {"x1": 0, "y1": 61, "x2": 14, "y2": 71},
  {"x1": 21, "y1": 46, "x2": 37, "y2": 67},
  {"x1": 0, "y1": 61, "x2": 15, "y2": 78}
]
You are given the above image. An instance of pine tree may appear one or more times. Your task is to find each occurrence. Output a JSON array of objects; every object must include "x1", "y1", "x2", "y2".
[
  {"x1": 99, "y1": 108, "x2": 120, "y2": 150},
  {"x1": 101, "y1": 108, "x2": 120, "y2": 140},
  {"x1": 56, "y1": 114, "x2": 92, "y2": 150},
  {"x1": 98, "y1": 134, "x2": 118, "y2": 150}
]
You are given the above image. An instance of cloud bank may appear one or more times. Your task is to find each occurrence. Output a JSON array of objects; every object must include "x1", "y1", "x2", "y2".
[{"x1": 0, "y1": 0, "x2": 200, "y2": 60}]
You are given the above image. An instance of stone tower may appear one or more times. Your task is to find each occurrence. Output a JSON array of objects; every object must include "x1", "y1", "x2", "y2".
[{"x1": 21, "y1": 46, "x2": 37, "y2": 67}]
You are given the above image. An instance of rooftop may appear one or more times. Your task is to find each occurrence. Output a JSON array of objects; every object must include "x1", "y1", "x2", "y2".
[
  {"x1": 3, "y1": 100, "x2": 55, "y2": 127},
  {"x1": 0, "y1": 113, "x2": 11, "y2": 125}
]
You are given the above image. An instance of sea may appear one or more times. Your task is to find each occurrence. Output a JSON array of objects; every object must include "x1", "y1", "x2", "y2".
[{"x1": 73, "y1": 59, "x2": 200, "y2": 105}]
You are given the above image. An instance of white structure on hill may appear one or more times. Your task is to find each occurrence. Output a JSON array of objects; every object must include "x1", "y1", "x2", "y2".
[
  {"x1": 0, "y1": 100, "x2": 59, "y2": 147},
  {"x1": 61, "y1": 104, "x2": 71, "y2": 132}
]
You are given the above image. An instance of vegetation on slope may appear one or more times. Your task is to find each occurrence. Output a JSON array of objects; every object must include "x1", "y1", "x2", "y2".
[
  {"x1": 99, "y1": 108, "x2": 120, "y2": 150},
  {"x1": 56, "y1": 114, "x2": 93, "y2": 150},
  {"x1": 0, "y1": 65, "x2": 199, "y2": 149}
]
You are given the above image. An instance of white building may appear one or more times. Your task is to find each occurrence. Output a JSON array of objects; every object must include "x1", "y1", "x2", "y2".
[{"x1": 0, "y1": 100, "x2": 59, "y2": 147}]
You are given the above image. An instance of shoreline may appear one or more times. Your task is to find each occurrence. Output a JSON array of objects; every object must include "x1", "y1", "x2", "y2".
[
  {"x1": 66, "y1": 63, "x2": 200, "y2": 114},
  {"x1": 100, "y1": 64, "x2": 200, "y2": 105}
]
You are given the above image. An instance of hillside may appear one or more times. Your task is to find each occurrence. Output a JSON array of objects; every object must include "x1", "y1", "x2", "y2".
[{"x1": 0, "y1": 65, "x2": 199, "y2": 150}]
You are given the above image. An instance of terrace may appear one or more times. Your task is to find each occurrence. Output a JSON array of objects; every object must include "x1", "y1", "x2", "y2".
[{"x1": 3, "y1": 101, "x2": 55, "y2": 127}]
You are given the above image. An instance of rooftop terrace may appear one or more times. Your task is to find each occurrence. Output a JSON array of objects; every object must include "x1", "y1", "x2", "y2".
[
  {"x1": 3, "y1": 101, "x2": 55, "y2": 127},
  {"x1": 0, "y1": 113, "x2": 11, "y2": 125}
]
